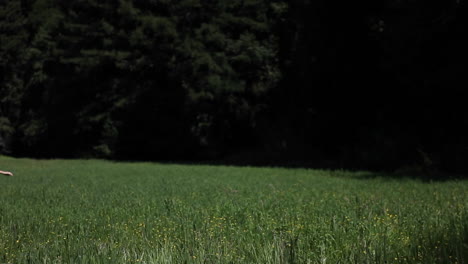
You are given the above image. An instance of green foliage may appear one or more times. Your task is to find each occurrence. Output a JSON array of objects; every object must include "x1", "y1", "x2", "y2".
[
  {"x1": 18, "y1": 117, "x2": 47, "y2": 147},
  {"x1": 170, "y1": 0, "x2": 282, "y2": 150},
  {"x1": 0, "y1": 0, "x2": 466, "y2": 174},
  {"x1": 0, "y1": 0, "x2": 285, "y2": 158},
  {"x1": 0, "y1": 0, "x2": 28, "y2": 147},
  {"x1": 1, "y1": 157, "x2": 467, "y2": 263}
]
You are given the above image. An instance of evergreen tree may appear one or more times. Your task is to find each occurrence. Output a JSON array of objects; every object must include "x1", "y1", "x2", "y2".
[{"x1": 0, "y1": 0, "x2": 28, "y2": 152}]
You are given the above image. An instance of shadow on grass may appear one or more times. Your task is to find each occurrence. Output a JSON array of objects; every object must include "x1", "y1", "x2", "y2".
[
  {"x1": 8, "y1": 150, "x2": 467, "y2": 181},
  {"x1": 151, "y1": 157, "x2": 468, "y2": 182},
  {"x1": 416, "y1": 221, "x2": 468, "y2": 264},
  {"x1": 341, "y1": 167, "x2": 467, "y2": 182}
]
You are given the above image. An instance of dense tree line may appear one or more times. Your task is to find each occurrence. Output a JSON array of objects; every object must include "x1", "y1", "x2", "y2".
[{"x1": 1, "y1": 0, "x2": 467, "y2": 175}]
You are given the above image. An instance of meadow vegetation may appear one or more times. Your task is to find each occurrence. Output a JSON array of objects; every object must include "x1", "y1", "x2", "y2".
[{"x1": 0, "y1": 156, "x2": 467, "y2": 263}]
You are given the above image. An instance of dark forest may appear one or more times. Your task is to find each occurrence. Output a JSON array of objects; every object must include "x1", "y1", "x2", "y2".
[{"x1": 1, "y1": 0, "x2": 467, "y2": 176}]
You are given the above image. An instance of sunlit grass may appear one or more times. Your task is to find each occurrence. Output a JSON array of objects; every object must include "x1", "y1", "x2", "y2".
[{"x1": 0, "y1": 156, "x2": 467, "y2": 263}]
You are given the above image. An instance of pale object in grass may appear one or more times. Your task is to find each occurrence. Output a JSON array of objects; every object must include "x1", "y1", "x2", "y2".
[{"x1": 0, "y1": 170, "x2": 13, "y2": 176}]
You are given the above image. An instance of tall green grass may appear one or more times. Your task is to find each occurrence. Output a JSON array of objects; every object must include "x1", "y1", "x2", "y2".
[{"x1": 0, "y1": 156, "x2": 467, "y2": 263}]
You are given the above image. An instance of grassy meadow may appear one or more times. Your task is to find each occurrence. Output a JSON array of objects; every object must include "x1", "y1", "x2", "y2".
[{"x1": 0, "y1": 156, "x2": 467, "y2": 263}]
